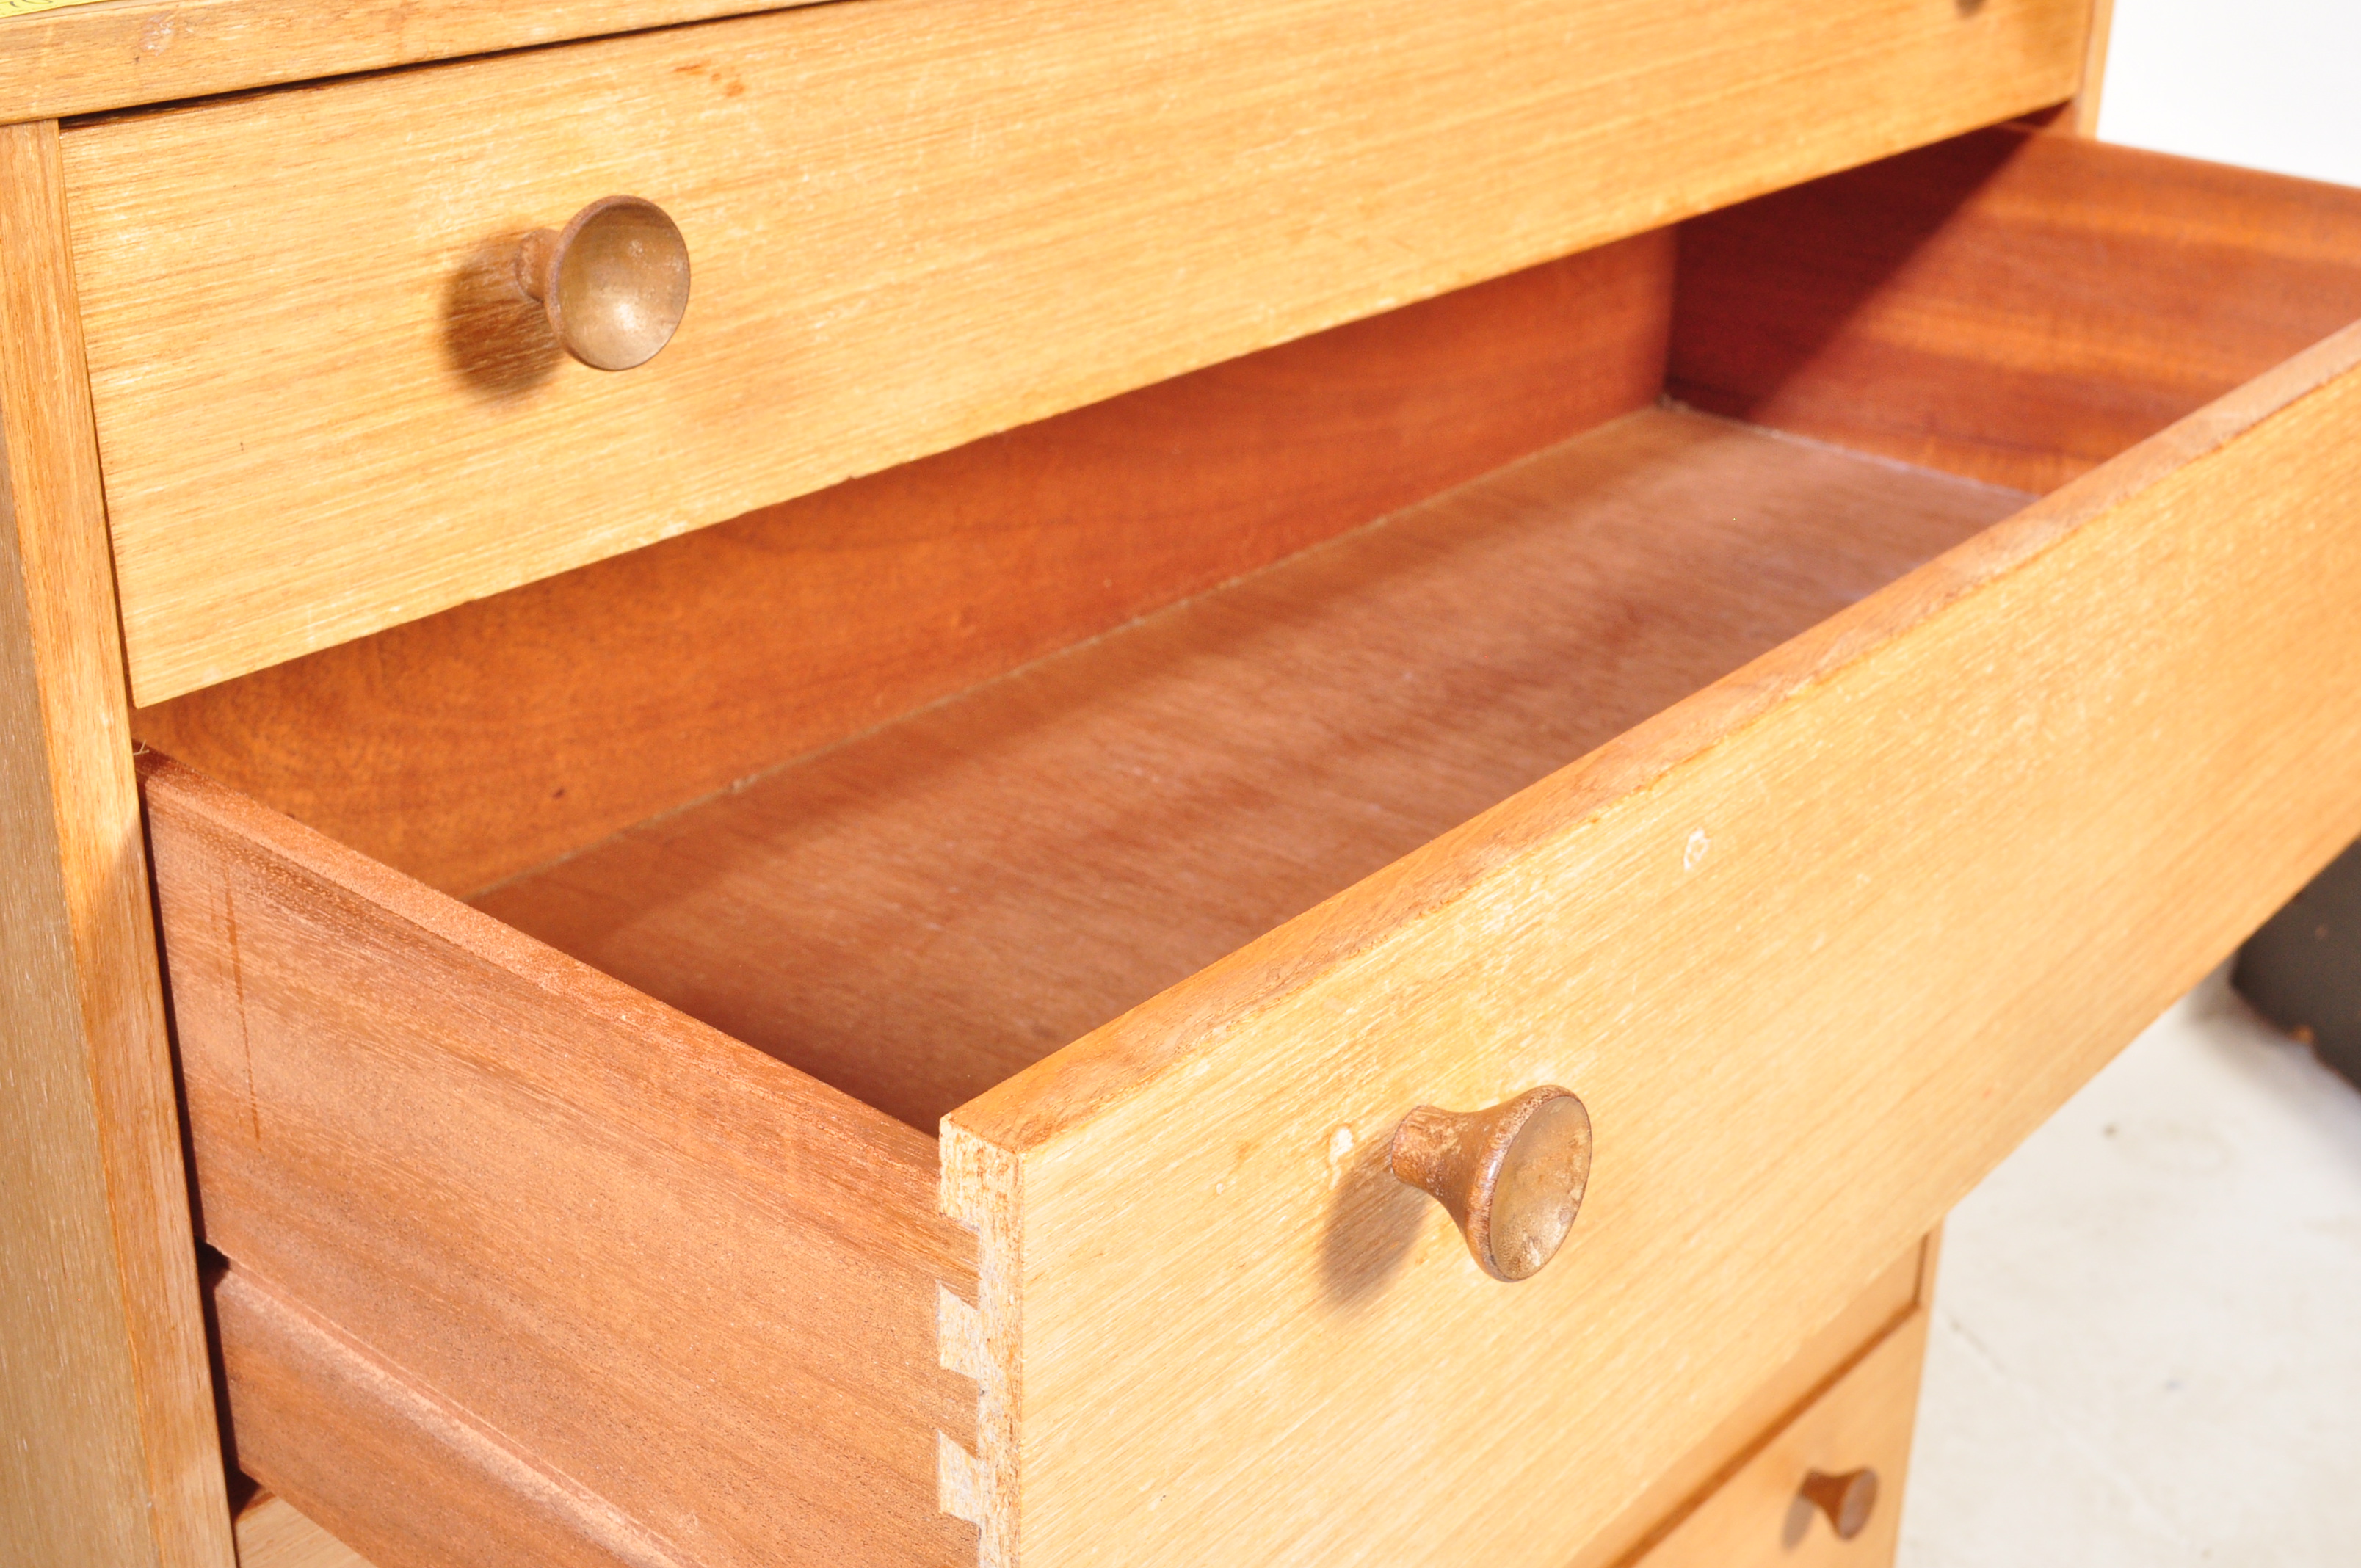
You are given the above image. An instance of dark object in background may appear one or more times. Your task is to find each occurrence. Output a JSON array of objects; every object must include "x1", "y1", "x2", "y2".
[{"x1": 2235, "y1": 839, "x2": 2361, "y2": 1087}]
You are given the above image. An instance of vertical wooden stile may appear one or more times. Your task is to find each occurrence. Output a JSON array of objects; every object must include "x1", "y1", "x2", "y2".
[
  {"x1": 2067, "y1": 0, "x2": 2115, "y2": 135},
  {"x1": 0, "y1": 120, "x2": 236, "y2": 1567}
]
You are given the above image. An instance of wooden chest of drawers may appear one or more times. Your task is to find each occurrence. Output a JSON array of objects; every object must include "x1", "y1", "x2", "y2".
[{"x1": 8, "y1": 1, "x2": 2361, "y2": 1565}]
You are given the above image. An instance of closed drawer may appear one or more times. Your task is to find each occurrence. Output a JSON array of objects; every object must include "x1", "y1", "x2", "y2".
[
  {"x1": 211, "y1": 1249, "x2": 1936, "y2": 1568},
  {"x1": 142, "y1": 128, "x2": 2361, "y2": 1568},
  {"x1": 62, "y1": 0, "x2": 2093, "y2": 705},
  {"x1": 1631, "y1": 1302, "x2": 1932, "y2": 1568}
]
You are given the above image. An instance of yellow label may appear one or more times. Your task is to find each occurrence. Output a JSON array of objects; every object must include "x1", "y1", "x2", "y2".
[{"x1": 0, "y1": 0, "x2": 119, "y2": 15}]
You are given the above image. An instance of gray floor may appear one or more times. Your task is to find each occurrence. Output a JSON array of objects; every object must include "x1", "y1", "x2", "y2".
[{"x1": 1899, "y1": 966, "x2": 2361, "y2": 1564}]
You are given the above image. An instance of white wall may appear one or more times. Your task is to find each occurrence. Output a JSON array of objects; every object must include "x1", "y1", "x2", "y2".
[{"x1": 2099, "y1": 0, "x2": 2361, "y2": 186}]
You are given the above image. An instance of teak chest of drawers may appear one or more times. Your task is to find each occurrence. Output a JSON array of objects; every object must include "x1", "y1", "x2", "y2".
[{"x1": 7, "y1": 1, "x2": 2361, "y2": 1565}]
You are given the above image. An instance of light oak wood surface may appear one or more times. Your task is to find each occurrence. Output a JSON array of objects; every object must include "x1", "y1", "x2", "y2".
[
  {"x1": 144, "y1": 756, "x2": 978, "y2": 1568},
  {"x1": 59, "y1": 0, "x2": 2090, "y2": 704},
  {"x1": 133, "y1": 236, "x2": 1676, "y2": 896},
  {"x1": 0, "y1": 0, "x2": 831, "y2": 123},
  {"x1": 1672, "y1": 126, "x2": 2361, "y2": 493},
  {"x1": 479, "y1": 409, "x2": 2025, "y2": 1128},
  {"x1": 233, "y1": 1495, "x2": 374, "y2": 1568},
  {"x1": 1628, "y1": 1309, "x2": 1931, "y2": 1568},
  {"x1": 0, "y1": 120, "x2": 233, "y2": 1568},
  {"x1": 940, "y1": 319, "x2": 2361, "y2": 1567}
]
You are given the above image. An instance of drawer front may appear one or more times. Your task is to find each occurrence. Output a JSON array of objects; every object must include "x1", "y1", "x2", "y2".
[
  {"x1": 940, "y1": 324, "x2": 2361, "y2": 1567},
  {"x1": 63, "y1": 0, "x2": 2088, "y2": 703}
]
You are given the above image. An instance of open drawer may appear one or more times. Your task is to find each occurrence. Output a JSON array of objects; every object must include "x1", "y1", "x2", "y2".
[{"x1": 139, "y1": 126, "x2": 2361, "y2": 1568}]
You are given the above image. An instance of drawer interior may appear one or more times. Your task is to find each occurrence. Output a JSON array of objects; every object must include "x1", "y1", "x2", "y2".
[
  {"x1": 471, "y1": 407, "x2": 2022, "y2": 1125},
  {"x1": 137, "y1": 123, "x2": 2361, "y2": 1133}
]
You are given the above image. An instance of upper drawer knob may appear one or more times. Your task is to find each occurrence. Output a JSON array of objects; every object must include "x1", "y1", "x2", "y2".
[
  {"x1": 1388, "y1": 1086, "x2": 1591, "y2": 1281},
  {"x1": 1799, "y1": 1467, "x2": 1880, "y2": 1539},
  {"x1": 514, "y1": 196, "x2": 692, "y2": 371}
]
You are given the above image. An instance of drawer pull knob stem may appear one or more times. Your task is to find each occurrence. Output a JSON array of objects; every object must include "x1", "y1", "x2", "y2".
[
  {"x1": 1388, "y1": 1086, "x2": 1590, "y2": 1281},
  {"x1": 1799, "y1": 1467, "x2": 1879, "y2": 1540},
  {"x1": 515, "y1": 196, "x2": 692, "y2": 371}
]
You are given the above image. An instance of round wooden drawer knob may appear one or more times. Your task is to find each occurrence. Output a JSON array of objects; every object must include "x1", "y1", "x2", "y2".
[
  {"x1": 515, "y1": 195, "x2": 692, "y2": 371},
  {"x1": 1799, "y1": 1467, "x2": 1879, "y2": 1540},
  {"x1": 1388, "y1": 1086, "x2": 1591, "y2": 1281}
]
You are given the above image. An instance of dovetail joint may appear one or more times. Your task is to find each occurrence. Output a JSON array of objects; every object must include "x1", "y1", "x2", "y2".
[{"x1": 938, "y1": 1125, "x2": 1019, "y2": 1568}]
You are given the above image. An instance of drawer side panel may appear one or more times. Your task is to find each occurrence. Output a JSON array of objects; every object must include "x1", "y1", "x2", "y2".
[
  {"x1": 144, "y1": 758, "x2": 978, "y2": 1568},
  {"x1": 211, "y1": 1269, "x2": 668, "y2": 1568}
]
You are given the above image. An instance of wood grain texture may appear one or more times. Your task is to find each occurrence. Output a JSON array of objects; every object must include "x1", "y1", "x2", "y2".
[
  {"x1": 142, "y1": 757, "x2": 979, "y2": 1568},
  {"x1": 940, "y1": 319, "x2": 2361, "y2": 1566},
  {"x1": 478, "y1": 410, "x2": 2025, "y2": 1130},
  {"x1": 131, "y1": 237, "x2": 1675, "y2": 897},
  {"x1": 232, "y1": 1494, "x2": 374, "y2": 1568},
  {"x1": 0, "y1": 119, "x2": 233, "y2": 1568},
  {"x1": 61, "y1": 0, "x2": 2089, "y2": 704},
  {"x1": 212, "y1": 1266, "x2": 706, "y2": 1568},
  {"x1": 1627, "y1": 1309, "x2": 1930, "y2": 1568},
  {"x1": 1670, "y1": 126, "x2": 2361, "y2": 492},
  {"x1": 0, "y1": 0, "x2": 832, "y2": 124}
]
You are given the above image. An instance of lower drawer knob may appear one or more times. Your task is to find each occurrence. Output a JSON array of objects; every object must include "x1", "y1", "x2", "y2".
[
  {"x1": 1388, "y1": 1086, "x2": 1591, "y2": 1281},
  {"x1": 1799, "y1": 1467, "x2": 1879, "y2": 1540},
  {"x1": 514, "y1": 195, "x2": 692, "y2": 371}
]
